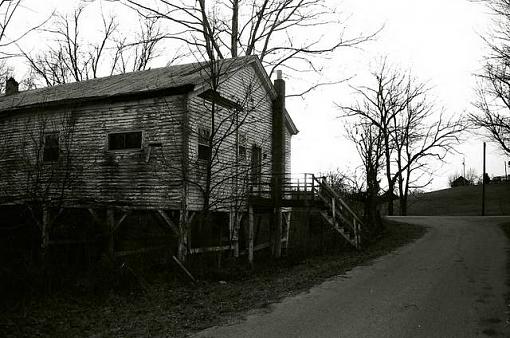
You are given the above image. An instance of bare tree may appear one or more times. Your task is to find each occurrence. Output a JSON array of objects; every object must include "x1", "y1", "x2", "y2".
[
  {"x1": 123, "y1": 0, "x2": 378, "y2": 96},
  {"x1": 21, "y1": 6, "x2": 164, "y2": 86},
  {"x1": 345, "y1": 118, "x2": 384, "y2": 228},
  {"x1": 341, "y1": 62, "x2": 407, "y2": 215},
  {"x1": 0, "y1": 0, "x2": 50, "y2": 59},
  {"x1": 0, "y1": 111, "x2": 81, "y2": 258},
  {"x1": 151, "y1": 55, "x2": 273, "y2": 262},
  {"x1": 471, "y1": 0, "x2": 510, "y2": 155},
  {"x1": 341, "y1": 62, "x2": 466, "y2": 216}
]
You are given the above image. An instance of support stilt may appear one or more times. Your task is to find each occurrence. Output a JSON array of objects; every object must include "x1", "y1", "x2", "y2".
[
  {"x1": 248, "y1": 205, "x2": 254, "y2": 265},
  {"x1": 274, "y1": 209, "x2": 282, "y2": 258},
  {"x1": 106, "y1": 208, "x2": 115, "y2": 259}
]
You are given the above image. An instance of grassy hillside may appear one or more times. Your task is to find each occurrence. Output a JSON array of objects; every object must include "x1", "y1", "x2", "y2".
[{"x1": 406, "y1": 183, "x2": 510, "y2": 216}]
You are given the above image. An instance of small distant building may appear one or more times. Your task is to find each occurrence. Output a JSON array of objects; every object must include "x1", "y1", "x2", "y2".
[{"x1": 451, "y1": 176, "x2": 470, "y2": 187}]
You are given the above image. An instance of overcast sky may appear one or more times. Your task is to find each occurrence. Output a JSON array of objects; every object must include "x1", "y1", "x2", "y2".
[
  {"x1": 289, "y1": 0, "x2": 504, "y2": 190},
  {"x1": 12, "y1": 0, "x2": 509, "y2": 191}
]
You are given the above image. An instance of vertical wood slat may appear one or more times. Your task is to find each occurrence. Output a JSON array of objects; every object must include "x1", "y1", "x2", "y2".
[
  {"x1": 106, "y1": 208, "x2": 115, "y2": 258},
  {"x1": 41, "y1": 205, "x2": 50, "y2": 249},
  {"x1": 248, "y1": 205, "x2": 254, "y2": 265}
]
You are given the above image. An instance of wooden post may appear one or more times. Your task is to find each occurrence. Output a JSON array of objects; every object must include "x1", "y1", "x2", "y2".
[
  {"x1": 178, "y1": 210, "x2": 189, "y2": 262},
  {"x1": 40, "y1": 205, "x2": 50, "y2": 266},
  {"x1": 283, "y1": 211, "x2": 292, "y2": 251},
  {"x1": 353, "y1": 218, "x2": 358, "y2": 248},
  {"x1": 229, "y1": 210, "x2": 240, "y2": 258},
  {"x1": 41, "y1": 205, "x2": 50, "y2": 250},
  {"x1": 274, "y1": 210, "x2": 282, "y2": 258},
  {"x1": 482, "y1": 142, "x2": 486, "y2": 216},
  {"x1": 331, "y1": 197, "x2": 336, "y2": 226},
  {"x1": 248, "y1": 205, "x2": 254, "y2": 265},
  {"x1": 106, "y1": 208, "x2": 115, "y2": 259},
  {"x1": 311, "y1": 175, "x2": 315, "y2": 200}
]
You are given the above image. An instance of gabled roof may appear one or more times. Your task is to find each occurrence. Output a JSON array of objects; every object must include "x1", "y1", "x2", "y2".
[
  {"x1": 0, "y1": 55, "x2": 298, "y2": 134},
  {"x1": 0, "y1": 56, "x2": 257, "y2": 113}
]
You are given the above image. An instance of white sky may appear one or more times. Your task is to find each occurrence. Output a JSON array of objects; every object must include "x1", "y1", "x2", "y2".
[
  {"x1": 9, "y1": 0, "x2": 510, "y2": 191},
  {"x1": 288, "y1": 0, "x2": 506, "y2": 190}
]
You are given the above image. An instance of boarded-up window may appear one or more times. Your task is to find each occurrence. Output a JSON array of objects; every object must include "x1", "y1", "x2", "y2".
[
  {"x1": 198, "y1": 127, "x2": 211, "y2": 160},
  {"x1": 108, "y1": 131, "x2": 142, "y2": 150},
  {"x1": 238, "y1": 133, "x2": 247, "y2": 161},
  {"x1": 43, "y1": 132, "x2": 59, "y2": 162}
]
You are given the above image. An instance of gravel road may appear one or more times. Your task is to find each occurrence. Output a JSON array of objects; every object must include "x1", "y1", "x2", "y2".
[{"x1": 195, "y1": 216, "x2": 510, "y2": 338}]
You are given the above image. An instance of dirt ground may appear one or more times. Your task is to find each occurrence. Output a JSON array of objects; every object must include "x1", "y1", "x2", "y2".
[{"x1": 0, "y1": 220, "x2": 426, "y2": 338}]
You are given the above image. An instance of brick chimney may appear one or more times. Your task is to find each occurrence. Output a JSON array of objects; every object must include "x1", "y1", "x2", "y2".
[
  {"x1": 271, "y1": 70, "x2": 285, "y2": 258},
  {"x1": 272, "y1": 70, "x2": 285, "y2": 194},
  {"x1": 5, "y1": 77, "x2": 19, "y2": 96}
]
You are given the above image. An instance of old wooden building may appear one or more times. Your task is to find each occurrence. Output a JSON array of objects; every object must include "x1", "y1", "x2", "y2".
[{"x1": 0, "y1": 56, "x2": 299, "y2": 262}]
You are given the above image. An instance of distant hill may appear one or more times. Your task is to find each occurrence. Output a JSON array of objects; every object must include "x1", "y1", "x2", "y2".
[{"x1": 406, "y1": 183, "x2": 510, "y2": 216}]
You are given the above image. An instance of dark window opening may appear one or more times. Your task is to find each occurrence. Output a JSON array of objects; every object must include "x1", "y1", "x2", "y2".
[
  {"x1": 198, "y1": 127, "x2": 211, "y2": 160},
  {"x1": 108, "y1": 131, "x2": 142, "y2": 150},
  {"x1": 238, "y1": 133, "x2": 247, "y2": 161},
  {"x1": 239, "y1": 146, "x2": 246, "y2": 161},
  {"x1": 251, "y1": 145, "x2": 262, "y2": 185},
  {"x1": 43, "y1": 133, "x2": 59, "y2": 162}
]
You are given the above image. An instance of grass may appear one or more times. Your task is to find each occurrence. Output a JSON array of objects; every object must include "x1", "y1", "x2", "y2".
[
  {"x1": 407, "y1": 183, "x2": 510, "y2": 216},
  {"x1": 0, "y1": 219, "x2": 426, "y2": 338}
]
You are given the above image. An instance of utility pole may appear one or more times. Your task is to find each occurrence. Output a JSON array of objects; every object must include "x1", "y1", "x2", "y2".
[
  {"x1": 463, "y1": 157, "x2": 466, "y2": 178},
  {"x1": 482, "y1": 142, "x2": 486, "y2": 216}
]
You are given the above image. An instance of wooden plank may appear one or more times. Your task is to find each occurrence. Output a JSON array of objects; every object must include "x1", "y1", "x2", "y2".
[
  {"x1": 41, "y1": 206, "x2": 50, "y2": 249},
  {"x1": 113, "y1": 211, "x2": 130, "y2": 231},
  {"x1": 106, "y1": 208, "x2": 115, "y2": 258},
  {"x1": 189, "y1": 245, "x2": 232, "y2": 254},
  {"x1": 87, "y1": 208, "x2": 102, "y2": 224},
  {"x1": 157, "y1": 209, "x2": 179, "y2": 235},
  {"x1": 49, "y1": 238, "x2": 101, "y2": 245},
  {"x1": 283, "y1": 211, "x2": 292, "y2": 250},
  {"x1": 115, "y1": 245, "x2": 166, "y2": 257},
  {"x1": 172, "y1": 255, "x2": 196, "y2": 284},
  {"x1": 254, "y1": 242, "x2": 271, "y2": 251},
  {"x1": 248, "y1": 205, "x2": 254, "y2": 264}
]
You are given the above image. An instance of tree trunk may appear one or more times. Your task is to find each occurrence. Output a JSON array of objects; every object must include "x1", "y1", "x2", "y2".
[
  {"x1": 231, "y1": 0, "x2": 239, "y2": 57},
  {"x1": 383, "y1": 134, "x2": 394, "y2": 216}
]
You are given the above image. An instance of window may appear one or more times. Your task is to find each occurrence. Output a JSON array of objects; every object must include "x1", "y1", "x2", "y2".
[
  {"x1": 250, "y1": 145, "x2": 262, "y2": 185},
  {"x1": 198, "y1": 127, "x2": 211, "y2": 160},
  {"x1": 108, "y1": 131, "x2": 142, "y2": 150},
  {"x1": 238, "y1": 133, "x2": 247, "y2": 161},
  {"x1": 43, "y1": 132, "x2": 59, "y2": 162}
]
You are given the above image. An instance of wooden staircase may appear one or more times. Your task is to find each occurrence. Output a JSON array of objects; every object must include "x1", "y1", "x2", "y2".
[
  {"x1": 249, "y1": 173, "x2": 363, "y2": 249},
  {"x1": 312, "y1": 177, "x2": 362, "y2": 249}
]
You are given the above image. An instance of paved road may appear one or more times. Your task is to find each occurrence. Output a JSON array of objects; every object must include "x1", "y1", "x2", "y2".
[{"x1": 196, "y1": 216, "x2": 510, "y2": 338}]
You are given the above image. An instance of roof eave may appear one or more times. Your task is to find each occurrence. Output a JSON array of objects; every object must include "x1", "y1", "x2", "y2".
[{"x1": 0, "y1": 84, "x2": 195, "y2": 115}]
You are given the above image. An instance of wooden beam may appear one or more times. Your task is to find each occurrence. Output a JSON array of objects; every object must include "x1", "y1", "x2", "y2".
[
  {"x1": 49, "y1": 207, "x2": 64, "y2": 227},
  {"x1": 41, "y1": 205, "x2": 50, "y2": 250},
  {"x1": 87, "y1": 208, "x2": 102, "y2": 224},
  {"x1": 48, "y1": 239, "x2": 101, "y2": 245},
  {"x1": 189, "y1": 245, "x2": 232, "y2": 254},
  {"x1": 157, "y1": 209, "x2": 179, "y2": 235},
  {"x1": 283, "y1": 211, "x2": 292, "y2": 250},
  {"x1": 113, "y1": 211, "x2": 130, "y2": 232},
  {"x1": 106, "y1": 208, "x2": 115, "y2": 259},
  {"x1": 248, "y1": 205, "x2": 254, "y2": 265},
  {"x1": 115, "y1": 245, "x2": 167, "y2": 257},
  {"x1": 172, "y1": 256, "x2": 196, "y2": 284}
]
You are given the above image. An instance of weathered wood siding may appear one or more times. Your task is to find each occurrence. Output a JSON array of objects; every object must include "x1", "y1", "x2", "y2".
[
  {"x1": 0, "y1": 96, "x2": 186, "y2": 209},
  {"x1": 186, "y1": 63, "x2": 274, "y2": 211}
]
